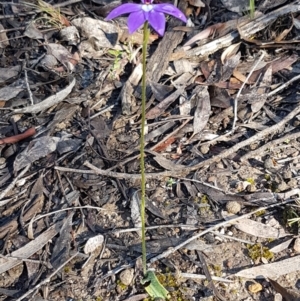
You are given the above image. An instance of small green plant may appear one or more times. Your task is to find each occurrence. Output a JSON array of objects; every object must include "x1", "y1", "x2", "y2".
[
  {"x1": 246, "y1": 178, "x2": 255, "y2": 185},
  {"x1": 247, "y1": 244, "x2": 274, "y2": 261},
  {"x1": 143, "y1": 272, "x2": 189, "y2": 301},
  {"x1": 254, "y1": 209, "x2": 266, "y2": 217},
  {"x1": 107, "y1": 49, "x2": 128, "y2": 80},
  {"x1": 24, "y1": 0, "x2": 70, "y2": 28},
  {"x1": 283, "y1": 207, "x2": 300, "y2": 227},
  {"x1": 166, "y1": 177, "x2": 177, "y2": 188},
  {"x1": 117, "y1": 279, "x2": 128, "y2": 291},
  {"x1": 210, "y1": 264, "x2": 222, "y2": 277}
]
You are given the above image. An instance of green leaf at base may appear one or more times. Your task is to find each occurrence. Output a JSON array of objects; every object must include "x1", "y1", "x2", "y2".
[{"x1": 141, "y1": 270, "x2": 170, "y2": 300}]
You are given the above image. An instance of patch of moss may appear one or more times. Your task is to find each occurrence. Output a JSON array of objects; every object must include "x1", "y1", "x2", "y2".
[
  {"x1": 210, "y1": 264, "x2": 222, "y2": 277},
  {"x1": 117, "y1": 279, "x2": 128, "y2": 291},
  {"x1": 64, "y1": 266, "x2": 71, "y2": 273},
  {"x1": 230, "y1": 288, "x2": 238, "y2": 295},
  {"x1": 254, "y1": 209, "x2": 266, "y2": 217},
  {"x1": 193, "y1": 195, "x2": 211, "y2": 215},
  {"x1": 246, "y1": 178, "x2": 255, "y2": 185},
  {"x1": 247, "y1": 244, "x2": 274, "y2": 261}
]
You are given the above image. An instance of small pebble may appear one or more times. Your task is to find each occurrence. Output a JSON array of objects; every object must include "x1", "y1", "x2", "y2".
[
  {"x1": 215, "y1": 236, "x2": 223, "y2": 242},
  {"x1": 293, "y1": 237, "x2": 300, "y2": 253},
  {"x1": 207, "y1": 176, "x2": 216, "y2": 183},
  {"x1": 200, "y1": 144, "x2": 210, "y2": 154},
  {"x1": 288, "y1": 178, "x2": 298, "y2": 188},
  {"x1": 247, "y1": 184, "x2": 257, "y2": 192},
  {"x1": 282, "y1": 169, "x2": 292, "y2": 180},
  {"x1": 277, "y1": 181, "x2": 288, "y2": 192},
  {"x1": 119, "y1": 268, "x2": 134, "y2": 286},
  {"x1": 248, "y1": 282, "x2": 263, "y2": 293},
  {"x1": 226, "y1": 201, "x2": 241, "y2": 214},
  {"x1": 274, "y1": 293, "x2": 283, "y2": 301},
  {"x1": 264, "y1": 156, "x2": 275, "y2": 170}
]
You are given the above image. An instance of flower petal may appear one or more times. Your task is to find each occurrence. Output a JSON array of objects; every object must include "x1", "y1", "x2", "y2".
[
  {"x1": 148, "y1": 11, "x2": 166, "y2": 36},
  {"x1": 154, "y1": 4, "x2": 187, "y2": 23},
  {"x1": 105, "y1": 3, "x2": 141, "y2": 20},
  {"x1": 127, "y1": 10, "x2": 146, "y2": 33}
]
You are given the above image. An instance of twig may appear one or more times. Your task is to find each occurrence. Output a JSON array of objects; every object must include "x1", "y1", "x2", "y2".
[
  {"x1": 240, "y1": 131, "x2": 300, "y2": 161},
  {"x1": 277, "y1": 154, "x2": 300, "y2": 164},
  {"x1": 111, "y1": 224, "x2": 200, "y2": 234},
  {"x1": 267, "y1": 73, "x2": 300, "y2": 97},
  {"x1": 210, "y1": 231, "x2": 255, "y2": 245},
  {"x1": 24, "y1": 69, "x2": 34, "y2": 106},
  {"x1": 32, "y1": 205, "x2": 119, "y2": 223},
  {"x1": 81, "y1": 161, "x2": 178, "y2": 179},
  {"x1": 0, "y1": 127, "x2": 36, "y2": 145},
  {"x1": 231, "y1": 51, "x2": 266, "y2": 132},
  {"x1": 148, "y1": 197, "x2": 296, "y2": 264},
  {"x1": 14, "y1": 252, "x2": 78, "y2": 301},
  {"x1": 179, "y1": 272, "x2": 233, "y2": 283},
  {"x1": 122, "y1": 294, "x2": 149, "y2": 301}
]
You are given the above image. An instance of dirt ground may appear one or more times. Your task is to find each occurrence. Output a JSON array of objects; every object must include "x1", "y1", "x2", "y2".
[{"x1": 1, "y1": 0, "x2": 300, "y2": 300}]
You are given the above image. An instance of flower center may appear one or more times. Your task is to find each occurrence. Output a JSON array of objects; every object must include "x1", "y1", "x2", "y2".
[{"x1": 142, "y1": 4, "x2": 153, "y2": 12}]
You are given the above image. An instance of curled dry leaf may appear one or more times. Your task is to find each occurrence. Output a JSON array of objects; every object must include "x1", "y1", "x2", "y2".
[
  {"x1": 0, "y1": 24, "x2": 9, "y2": 48},
  {"x1": 131, "y1": 190, "x2": 142, "y2": 237},
  {"x1": 221, "y1": 42, "x2": 241, "y2": 64},
  {"x1": 13, "y1": 136, "x2": 60, "y2": 172},
  {"x1": 0, "y1": 65, "x2": 21, "y2": 84},
  {"x1": 192, "y1": 85, "x2": 211, "y2": 136},
  {"x1": 46, "y1": 43, "x2": 76, "y2": 71},
  {"x1": 72, "y1": 17, "x2": 119, "y2": 49},
  {"x1": 84, "y1": 235, "x2": 104, "y2": 254},
  {"x1": 0, "y1": 79, "x2": 26, "y2": 101},
  {"x1": 13, "y1": 78, "x2": 76, "y2": 114}
]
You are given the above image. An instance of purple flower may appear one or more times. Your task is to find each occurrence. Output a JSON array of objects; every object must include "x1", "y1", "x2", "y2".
[{"x1": 106, "y1": 0, "x2": 187, "y2": 36}]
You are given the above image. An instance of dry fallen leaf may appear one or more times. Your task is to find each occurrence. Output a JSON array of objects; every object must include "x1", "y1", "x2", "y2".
[
  {"x1": 235, "y1": 255, "x2": 300, "y2": 279},
  {"x1": 234, "y1": 218, "x2": 287, "y2": 239},
  {"x1": 14, "y1": 136, "x2": 60, "y2": 172}
]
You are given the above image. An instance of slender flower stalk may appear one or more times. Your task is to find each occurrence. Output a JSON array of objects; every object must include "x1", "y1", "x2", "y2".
[
  {"x1": 106, "y1": 1, "x2": 187, "y2": 296},
  {"x1": 140, "y1": 21, "x2": 150, "y2": 276}
]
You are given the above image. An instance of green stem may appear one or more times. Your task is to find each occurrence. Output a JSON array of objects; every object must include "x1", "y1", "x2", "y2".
[
  {"x1": 140, "y1": 21, "x2": 150, "y2": 276},
  {"x1": 249, "y1": 0, "x2": 255, "y2": 18}
]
